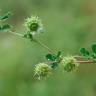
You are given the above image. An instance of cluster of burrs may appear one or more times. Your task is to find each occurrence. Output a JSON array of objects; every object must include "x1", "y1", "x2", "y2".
[
  {"x1": 0, "y1": 12, "x2": 96, "y2": 80},
  {"x1": 24, "y1": 16, "x2": 80, "y2": 80}
]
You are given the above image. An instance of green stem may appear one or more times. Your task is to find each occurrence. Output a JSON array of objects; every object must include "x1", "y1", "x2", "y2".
[
  {"x1": 33, "y1": 38, "x2": 55, "y2": 54},
  {"x1": 74, "y1": 56, "x2": 96, "y2": 64},
  {"x1": 74, "y1": 55, "x2": 84, "y2": 59},
  {"x1": 77, "y1": 60, "x2": 95, "y2": 64},
  {"x1": 8, "y1": 30, "x2": 54, "y2": 54},
  {"x1": 9, "y1": 31, "x2": 24, "y2": 37},
  {"x1": 8, "y1": 31, "x2": 96, "y2": 64}
]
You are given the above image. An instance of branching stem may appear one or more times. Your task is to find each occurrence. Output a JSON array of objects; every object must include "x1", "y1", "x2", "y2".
[
  {"x1": 8, "y1": 31, "x2": 96, "y2": 64},
  {"x1": 8, "y1": 30, "x2": 55, "y2": 54}
]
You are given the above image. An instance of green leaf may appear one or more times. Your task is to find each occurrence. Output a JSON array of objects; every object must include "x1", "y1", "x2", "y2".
[
  {"x1": 46, "y1": 54, "x2": 56, "y2": 61},
  {"x1": 46, "y1": 52, "x2": 62, "y2": 69},
  {"x1": 0, "y1": 26, "x2": 2, "y2": 30},
  {"x1": 0, "y1": 24, "x2": 12, "y2": 32},
  {"x1": 51, "y1": 62, "x2": 58, "y2": 69},
  {"x1": 23, "y1": 33, "x2": 33, "y2": 40},
  {"x1": 92, "y1": 44, "x2": 96, "y2": 54},
  {"x1": 57, "y1": 51, "x2": 61, "y2": 58},
  {"x1": 2, "y1": 24, "x2": 11, "y2": 30},
  {"x1": 0, "y1": 12, "x2": 12, "y2": 20},
  {"x1": 80, "y1": 48, "x2": 90, "y2": 57},
  {"x1": 91, "y1": 53, "x2": 96, "y2": 59},
  {"x1": 46, "y1": 51, "x2": 62, "y2": 61}
]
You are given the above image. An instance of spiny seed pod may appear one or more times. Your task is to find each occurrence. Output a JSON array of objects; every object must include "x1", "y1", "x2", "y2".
[
  {"x1": 24, "y1": 16, "x2": 44, "y2": 34},
  {"x1": 61, "y1": 56, "x2": 79, "y2": 72},
  {"x1": 34, "y1": 63, "x2": 52, "y2": 80}
]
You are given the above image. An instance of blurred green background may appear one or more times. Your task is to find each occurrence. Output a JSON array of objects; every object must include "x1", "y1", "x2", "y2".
[{"x1": 0, "y1": 0, "x2": 96, "y2": 96}]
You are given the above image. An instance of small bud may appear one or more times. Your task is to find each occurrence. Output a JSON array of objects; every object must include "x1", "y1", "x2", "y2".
[
  {"x1": 24, "y1": 16, "x2": 44, "y2": 35},
  {"x1": 34, "y1": 63, "x2": 52, "y2": 80},
  {"x1": 61, "y1": 56, "x2": 79, "y2": 72}
]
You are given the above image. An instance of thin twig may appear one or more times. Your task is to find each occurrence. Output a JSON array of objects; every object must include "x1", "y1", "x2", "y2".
[
  {"x1": 9, "y1": 31, "x2": 24, "y2": 37},
  {"x1": 8, "y1": 30, "x2": 55, "y2": 54},
  {"x1": 77, "y1": 60, "x2": 95, "y2": 64},
  {"x1": 74, "y1": 55, "x2": 84, "y2": 59},
  {"x1": 7, "y1": 31, "x2": 96, "y2": 65},
  {"x1": 46, "y1": 60, "x2": 95, "y2": 65},
  {"x1": 33, "y1": 38, "x2": 55, "y2": 54}
]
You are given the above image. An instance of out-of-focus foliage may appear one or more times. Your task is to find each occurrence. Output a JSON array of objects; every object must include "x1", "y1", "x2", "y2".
[{"x1": 0, "y1": 0, "x2": 96, "y2": 96}]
